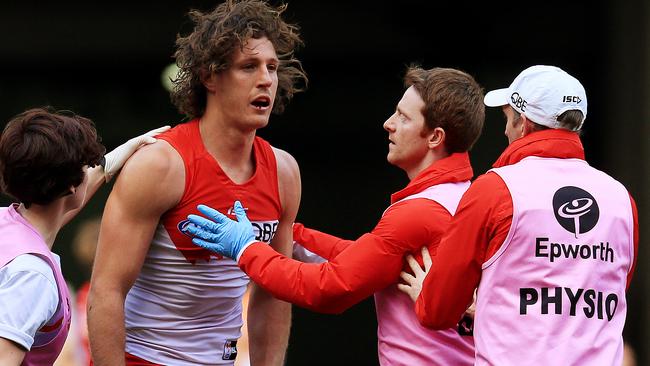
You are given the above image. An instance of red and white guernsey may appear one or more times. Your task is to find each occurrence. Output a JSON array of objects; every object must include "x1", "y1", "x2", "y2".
[
  {"x1": 476, "y1": 157, "x2": 634, "y2": 365},
  {"x1": 376, "y1": 182, "x2": 475, "y2": 366},
  {"x1": 125, "y1": 120, "x2": 281, "y2": 365}
]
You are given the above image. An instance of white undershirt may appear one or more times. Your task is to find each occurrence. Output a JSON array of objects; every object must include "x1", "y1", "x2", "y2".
[
  {"x1": 0, "y1": 254, "x2": 59, "y2": 350},
  {"x1": 292, "y1": 242, "x2": 326, "y2": 264}
]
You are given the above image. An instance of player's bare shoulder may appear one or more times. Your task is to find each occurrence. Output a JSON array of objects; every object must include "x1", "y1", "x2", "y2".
[
  {"x1": 271, "y1": 146, "x2": 301, "y2": 217},
  {"x1": 112, "y1": 139, "x2": 185, "y2": 210},
  {"x1": 272, "y1": 147, "x2": 300, "y2": 185}
]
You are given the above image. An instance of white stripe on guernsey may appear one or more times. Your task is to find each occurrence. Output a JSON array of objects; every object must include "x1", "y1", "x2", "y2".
[{"x1": 125, "y1": 224, "x2": 248, "y2": 365}]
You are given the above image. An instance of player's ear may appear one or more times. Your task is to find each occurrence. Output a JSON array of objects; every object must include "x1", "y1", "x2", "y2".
[
  {"x1": 427, "y1": 127, "x2": 445, "y2": 150},
  {"x1": 521, "y1": 115, "x2": 534, "y2": 137},
  {"x1": 201, "y1": 68, "x2": 218, "y2": 93},
  {"x1": 62, "y1": 185, "x2": 76, "y2": 197}
]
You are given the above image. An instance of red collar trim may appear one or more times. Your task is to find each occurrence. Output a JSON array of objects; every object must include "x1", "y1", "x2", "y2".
[
  {"x1": 391, "y1": 152, "x2": 473, "y2": 203},
  {"x1": 493, "y1": 129, "x2": 585, "y2": 168}
]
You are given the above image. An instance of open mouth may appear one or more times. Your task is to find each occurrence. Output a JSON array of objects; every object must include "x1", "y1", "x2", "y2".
[{"x1": 251, "y1": 96, "x2": 271, "y2": 110}]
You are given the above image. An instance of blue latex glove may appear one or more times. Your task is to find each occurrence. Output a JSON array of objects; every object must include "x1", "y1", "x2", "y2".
[{"x1": 185, "y1": 201, "x2": 257, "y2": 261}]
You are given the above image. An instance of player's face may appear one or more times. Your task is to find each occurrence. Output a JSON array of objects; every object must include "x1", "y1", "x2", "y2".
[
  {"x1": 503, "y1": 105, "x2": 523, "y2": 144},
  {"x1": 212, "y1": 37, "x2": 279, "y2": 130},
  {"x1": 383, "y1": 86, "x2": 430, "y2": 174}
]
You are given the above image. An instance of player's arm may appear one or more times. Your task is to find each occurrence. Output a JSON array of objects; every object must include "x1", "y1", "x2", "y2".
[
  {"x1": 246, "y1": 148, "x2": 299, "y2": 366},
  {"x1": 87, "y1": 142, "x2": 183, "y2": 366},
  {"x1": 414, "y1": 173, "x2": 511, "y2": 329},
  {"x1": 61, "y1": 126, "x2": 170, "y2": 226},
  {"x1": 292, "y1": 223, "x2": 355, "y2": 260},
  {"x1": 0, "y1": 339, "x2": 24, "y2": 365}
]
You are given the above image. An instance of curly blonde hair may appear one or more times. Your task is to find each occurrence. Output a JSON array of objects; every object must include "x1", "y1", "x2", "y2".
[{"x1": 171, "y1": 0, "x2": 307, "y2": 118}]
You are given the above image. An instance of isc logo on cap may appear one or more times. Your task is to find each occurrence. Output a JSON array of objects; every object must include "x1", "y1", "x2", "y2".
[{"x1": 562, "y1": 95, "x2": 582, "y2": 103}]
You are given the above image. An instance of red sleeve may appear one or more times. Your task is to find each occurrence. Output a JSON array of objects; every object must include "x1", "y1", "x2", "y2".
[
  {"x1": 374, "y1": 199, "x2": 451, "y2": 255},
  {"x1": 292, "y1": 223, "x2": 354, "y2": 260},
  {"x1": 239, "y1": 199, "x2": 447, "y2": 313},
  {"x1": 627, "y1": 194, "x2": 639, "y2": 290},
  {"x1": 415, "y1": 172, "x2": 513, "y2": 329}
]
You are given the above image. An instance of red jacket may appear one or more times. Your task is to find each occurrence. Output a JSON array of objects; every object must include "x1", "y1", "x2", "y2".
[
  {"x1": 238, "y1": 153, "x2": 473, "y2": 313},
  {"x1": 415, "y1": 129, "x2": 639, "y2": 329}
]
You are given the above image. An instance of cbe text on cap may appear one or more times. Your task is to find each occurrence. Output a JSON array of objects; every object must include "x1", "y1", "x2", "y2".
[{"x1": 484, "y1": 65, "x2": 588, "y2": 130}]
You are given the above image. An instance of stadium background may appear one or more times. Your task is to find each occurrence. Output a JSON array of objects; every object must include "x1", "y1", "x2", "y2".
[{"x1": 0, "y1": 1, "x2": 647, "y2": 365}]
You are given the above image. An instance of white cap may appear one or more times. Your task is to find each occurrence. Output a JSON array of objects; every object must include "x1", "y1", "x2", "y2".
[{"x1": 484, "y1": 65, "x2": 588, "y2": 130}]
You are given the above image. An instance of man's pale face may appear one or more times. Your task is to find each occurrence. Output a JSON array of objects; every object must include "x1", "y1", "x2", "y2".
[
  {"x1": 503, "y1": 105, "x2": 523, "y2": 144},
  {"x1": 383, "y1": 86, "x2": 430, "y2": 175},
  {"x1": 212, "y1": 36, "x2": 279, "y2": 130}
]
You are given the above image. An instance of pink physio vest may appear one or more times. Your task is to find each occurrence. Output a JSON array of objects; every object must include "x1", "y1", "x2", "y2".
[
  {"x1": 376, "y1": 182, "x2": 475, "y2": 366},
  {"x1": 0, "y1": 205, "x2": 71, "y2": 366},
  {"x1": 476, "y1": 157, "x2": 633, "y2": 365}
]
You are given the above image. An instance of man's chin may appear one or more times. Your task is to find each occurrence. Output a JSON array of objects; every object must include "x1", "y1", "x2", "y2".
[
  {"x1": 247, "y1": 116, "x2": 271, "y2": 130},
  {"x1": 386, "y1": 154, "x2": 398, "y2": 166}
]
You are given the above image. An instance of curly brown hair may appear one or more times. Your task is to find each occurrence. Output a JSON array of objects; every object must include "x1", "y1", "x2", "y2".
[
  {"x1": 171, "y1": 0, "x2": 308, "y2": 118},
  {"x1": 404, "y1": 66, "x2": 485, "y2": 153},
  {"x1": 0, "y1": 107, "x2": 105, "y2": 208}
]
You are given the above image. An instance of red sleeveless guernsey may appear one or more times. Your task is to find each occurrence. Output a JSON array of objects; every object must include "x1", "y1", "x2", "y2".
[{"x1": 124, "y1": 119, "x2": 282, "y2": 365}]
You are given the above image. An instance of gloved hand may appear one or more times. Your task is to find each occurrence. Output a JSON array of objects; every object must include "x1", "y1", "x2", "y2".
[
  {"x1": 185, "y1": 201, "x2": 257, "y2": 261},
  {"x1": 103, "y1": 125, "x2": 171, "y2": 181}
]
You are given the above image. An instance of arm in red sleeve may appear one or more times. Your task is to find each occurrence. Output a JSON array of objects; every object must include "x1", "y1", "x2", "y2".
[
  {"x1": 415, "y1": 172, "x2": 513, "y2": 329},
  {"x1": 627, "y1": 194, "x2": 639, "y2": 290},
  {"x1": 292, "y1": 223, "x2": 354, "y2": 260},
  {"x1": 239, "y1": 200, "x2": 446, "y2": 313}
]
